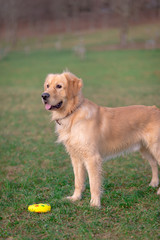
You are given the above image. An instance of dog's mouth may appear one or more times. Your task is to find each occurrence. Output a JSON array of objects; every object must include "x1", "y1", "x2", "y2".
[{"x1": 44, "y1": 101, "x2": 63, "y2": 110}]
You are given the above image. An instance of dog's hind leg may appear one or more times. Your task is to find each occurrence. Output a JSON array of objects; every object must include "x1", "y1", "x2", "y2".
[
  {"x1": 140, "y1": 147, "x2": 159, "y2": 188},
  {"x1": 148, "y1": 143, "x2": 160, "y2": 194}
]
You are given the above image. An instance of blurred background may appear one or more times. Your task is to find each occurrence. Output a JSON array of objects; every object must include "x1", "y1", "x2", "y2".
[{"x1": 0, "y1": 0, "x2": 160, "y2": 57}]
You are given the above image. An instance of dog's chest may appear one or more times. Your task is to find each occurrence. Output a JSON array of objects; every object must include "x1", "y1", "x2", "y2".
[
  {"x1": 56, "y1": 121, "x2": 91, "y2": 160},
  {"x1": 55, "y1": 120, "x2": 88, "y2": 151},
  {"x1": 55, "y1": 123, "x2": 71, "y2": 144}
]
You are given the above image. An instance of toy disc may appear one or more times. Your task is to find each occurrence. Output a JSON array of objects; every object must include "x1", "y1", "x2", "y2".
[{"x1": 28, "y1": 203, "x2": 51, "y2": 213}]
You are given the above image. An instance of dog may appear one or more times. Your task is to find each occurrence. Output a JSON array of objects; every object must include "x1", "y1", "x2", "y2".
[{"x1": 41, "y1": 71, "x2": 160, "y2": 208}]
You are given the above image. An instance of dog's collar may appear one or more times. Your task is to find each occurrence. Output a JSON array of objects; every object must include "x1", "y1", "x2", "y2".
[{"x1": 55, "y1": 99, "x2": 84, "y2": 125}]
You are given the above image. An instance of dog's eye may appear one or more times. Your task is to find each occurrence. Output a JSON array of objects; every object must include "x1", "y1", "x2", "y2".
[
  {"x1": 47, "y1": 84, "x2": 49, "y2": 88},
  {"x1": 56, "y1": 84, "x2": 62, "y2": 89}
]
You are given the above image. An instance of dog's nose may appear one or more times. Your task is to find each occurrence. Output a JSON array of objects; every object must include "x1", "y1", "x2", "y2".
[{"x1": 41, "y1": 92, "x2": 50, "y2": 100}]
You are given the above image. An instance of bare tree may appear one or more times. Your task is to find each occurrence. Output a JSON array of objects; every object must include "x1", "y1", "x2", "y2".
[
  {"x1": 110, "y1": 0, "x2": 149, "y2": 46},
  {"x1": 1, "y1": 0, "x2": 20, "y2": 46},
  {"x1": 110, "y1": 0, "x2": 132, "y2": 46}
]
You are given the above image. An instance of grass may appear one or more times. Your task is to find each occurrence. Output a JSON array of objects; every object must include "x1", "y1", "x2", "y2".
[{"x1": 0, "y1": 42, "x2": 160, "y2": 239}]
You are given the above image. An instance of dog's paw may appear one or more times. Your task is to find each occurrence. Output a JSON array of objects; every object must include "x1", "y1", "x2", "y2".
[
  {"x1": 157, "y1": 188, "x2": 160, "y2": 195},
  {"x1": 149, "y1": 179, "x2": 159, "y2": 187},
  {"x1": 66, "y1": 195, "x2": 81, "y2": 202},
  {"x1": 90, "y1": 198, "x2": 101, "y2": 208}
]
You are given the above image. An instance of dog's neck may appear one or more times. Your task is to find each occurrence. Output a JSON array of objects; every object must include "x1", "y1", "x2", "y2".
[
  {"x1": 55, "y1": 99, "x2": 84, "y2": 125},
  {"x1": 52, "y1": 93, "x2": 84, "y2": 125}
]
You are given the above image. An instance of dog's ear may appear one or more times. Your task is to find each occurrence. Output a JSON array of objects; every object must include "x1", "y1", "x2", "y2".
[{"x1": 64, "y1": 72, "x2": 83, "y2": 99}]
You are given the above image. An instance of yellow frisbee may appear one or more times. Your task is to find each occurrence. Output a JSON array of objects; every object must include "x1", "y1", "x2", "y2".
[{"x1": 28, "y1": 203, "x2": 51, "y2": 213}]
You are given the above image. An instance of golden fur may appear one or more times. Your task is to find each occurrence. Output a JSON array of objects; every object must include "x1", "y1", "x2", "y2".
[{"x1": 42, "y1": 72, "x2": 160, "y2": 207}]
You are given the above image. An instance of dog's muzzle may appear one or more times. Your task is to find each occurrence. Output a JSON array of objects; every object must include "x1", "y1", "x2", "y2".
[{"x1": 41, "y1": 92, "x2": 63, "y2": 110}]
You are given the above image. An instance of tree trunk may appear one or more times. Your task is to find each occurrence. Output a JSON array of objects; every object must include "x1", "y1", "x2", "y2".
[{"x1": 120, "y1": 16, "x2": 129, "y2": 47}]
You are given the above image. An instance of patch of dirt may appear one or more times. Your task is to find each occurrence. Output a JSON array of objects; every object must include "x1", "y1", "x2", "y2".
[{"x1": 6, "y1": 165, "x2": 23, "y2": 181}]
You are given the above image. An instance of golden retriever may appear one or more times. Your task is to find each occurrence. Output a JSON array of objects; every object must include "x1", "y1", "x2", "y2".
[{"x1": 42, "y1": 71, "x2": 160, "y2": 208}]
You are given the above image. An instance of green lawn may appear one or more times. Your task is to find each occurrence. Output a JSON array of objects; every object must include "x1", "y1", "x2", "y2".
[{"x1": 0, "y1": 48, "x2": 160, "y2": 239}]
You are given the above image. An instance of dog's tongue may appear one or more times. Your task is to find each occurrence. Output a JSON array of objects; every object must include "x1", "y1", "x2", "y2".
[{"x1": 45, "y1": 103, "x2": 52, "y2": 110}]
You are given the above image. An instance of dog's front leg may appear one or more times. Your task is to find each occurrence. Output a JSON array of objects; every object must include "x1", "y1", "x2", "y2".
[
  {"x1": 67, "y1": 157, "x2": 86, "y2": 202},
  {"x1": 85, "y1": 155, "x2": 102, "y2": 208}
]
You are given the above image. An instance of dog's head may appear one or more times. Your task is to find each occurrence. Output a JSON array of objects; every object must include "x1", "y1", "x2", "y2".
[{"x1": 41, "y1": 72, "x2": 83, "y2": 116}]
